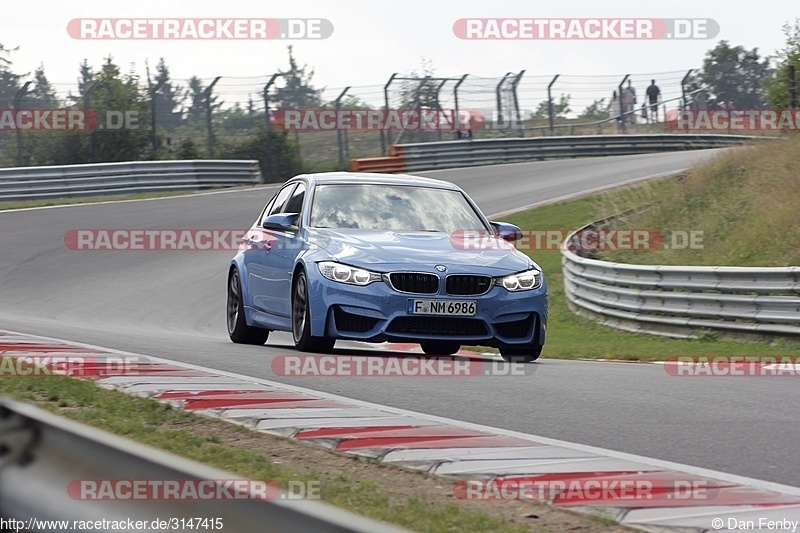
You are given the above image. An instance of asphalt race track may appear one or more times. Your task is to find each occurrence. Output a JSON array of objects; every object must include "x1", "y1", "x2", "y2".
[{"x1": 2, "y1": 150, "x2": 798, "y2": 486}]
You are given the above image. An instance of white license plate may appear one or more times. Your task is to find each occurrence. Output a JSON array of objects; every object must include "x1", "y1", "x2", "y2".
[{"x1": 408, "y1": 299, "x2": 476, "y2": 316}]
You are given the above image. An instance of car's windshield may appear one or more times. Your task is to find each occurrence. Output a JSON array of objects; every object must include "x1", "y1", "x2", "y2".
[{"x1": 309, "y1": 184, "x2": 488, "y2": 233}]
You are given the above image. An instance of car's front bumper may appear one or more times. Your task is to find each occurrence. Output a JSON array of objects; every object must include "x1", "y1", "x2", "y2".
[{"x1": 306, "y1": 271, "x2": 548, "y2": 346}]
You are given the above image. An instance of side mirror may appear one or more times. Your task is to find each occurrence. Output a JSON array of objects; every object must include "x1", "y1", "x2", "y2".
[
  {"x1": 262, "y1": 213, "x2": 299, "y2": 231},
  {"x1": 490, "y1": 222, "x2": 523, "y2": 242}
]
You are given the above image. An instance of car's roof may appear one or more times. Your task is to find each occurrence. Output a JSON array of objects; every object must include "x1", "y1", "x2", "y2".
[{"x1": 294, "y1": 172, "x2": 460, "y2": 190}]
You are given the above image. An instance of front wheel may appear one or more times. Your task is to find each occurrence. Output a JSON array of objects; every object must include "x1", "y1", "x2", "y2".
[
  {"x1": 499, "y1": 343, "x2": 543, "y2": 363},
  {"x1": 292, "y1": 270, "x2": 335, "y2": 353},
  {"x1": 227, "y1": 269, "x2": 269, "y2": 345}
]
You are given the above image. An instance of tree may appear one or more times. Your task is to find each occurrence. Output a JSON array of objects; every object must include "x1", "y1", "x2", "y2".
[
  {"x1": 0, "y1": 43, "x2": 22, "y2": 109},
  {"x1": 398, "y1": 58, "x2": 441, "y2": 111},
  {"x1": 337, "y1": 94, "x2": 372, "y2": 110},
  {"x1": 274, "y1": 46, "x2": 321, "y2": 110},
  {"x1": 76, "y1": 59, "x2": 95, "y2": 100},
  {"x1": 25, "y1": 57, "x2": 150, "y2": 165},
  {"x1": 688, "y1": 40, "x2": 771, "y2": 109},
  {"x1": 184, "y1": 76, "x2": 217, "y2": 125},
  {"x1": 217, "y1": 126, "x2": 301, "y2": 183},
  {"x1": 216, "y1": 103, "x2": 261, "y2": 136},
  {"x1": 766, "y1": 19, "x2": 800, "y2": 109},
  {"x1": 84, "y1": 56, "x2": 150, "y2": 162},
  {"x1": 577, "y1": 98, "x2": 609, "y2": 121},
  {"x1": 531, "y1": 94, "x2": 571, "y2": 120},
  {"x1": 30, "y1": 64, "x2": 59, "y2": 108},
  {"x1": 175, "y1": 136, "x2": 201, "y2": 159},
  {"x1": 392, "y1": 59, "x2": 450, "y2": 142},
  {"x1": 151, "y1": 58, "x2": 184, "y2": 133}
]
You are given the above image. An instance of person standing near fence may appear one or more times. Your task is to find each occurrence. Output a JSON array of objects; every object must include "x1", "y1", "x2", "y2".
[
  {"x1": 623, "y1": 80, "x2": 637, "y2": 124},
  {"x1": 646, "y1": 80, "x2": 661, "y2": 121},
  {"x1": 609, "y1": 90, "x2": 622, "y2": 128}
]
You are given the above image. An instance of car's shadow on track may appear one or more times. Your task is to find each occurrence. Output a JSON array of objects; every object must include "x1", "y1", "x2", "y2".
[{"x1": 264, "y1": 344, "x2": 543, "y2": 375}]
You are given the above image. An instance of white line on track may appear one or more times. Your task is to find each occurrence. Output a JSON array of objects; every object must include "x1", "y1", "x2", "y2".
[{"x1": 0, "y1": 184, "x2": 281, "y2": 214}]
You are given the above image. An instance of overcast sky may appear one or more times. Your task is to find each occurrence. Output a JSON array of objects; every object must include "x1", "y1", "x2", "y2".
[{"x1": 2, "y1": 0, "x2": 797, "y2": 112}]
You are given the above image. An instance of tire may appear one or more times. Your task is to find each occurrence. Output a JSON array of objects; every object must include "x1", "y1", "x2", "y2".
[
  {"x1": 227, "y1": 269, "x2": 269, "y2": 345},
  {"x1": 420, "y1": 341, "x2": 461, "y2": 356},
  {"x1": 292, "y1": 270, "x2": 335, "y2": 353},
  {"x1": 499, "y1": 343, "x2": 543, "y2": 363}
]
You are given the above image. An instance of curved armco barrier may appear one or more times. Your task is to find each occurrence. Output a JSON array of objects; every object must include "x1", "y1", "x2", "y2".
[
  {"x1": 561, "y1": 220, "x2": 800, "y2": 339},
  {"x1": 351, "y1": 134, "x2": 766, "y2": 173},
  {"x1": 0, "y1": 160, "x2": 261, "y2": 202}
]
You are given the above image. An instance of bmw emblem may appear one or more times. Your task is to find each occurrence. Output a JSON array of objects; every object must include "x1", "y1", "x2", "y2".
[{"x1": 435, "y1": 265, "x2": 447, "y2": 272}]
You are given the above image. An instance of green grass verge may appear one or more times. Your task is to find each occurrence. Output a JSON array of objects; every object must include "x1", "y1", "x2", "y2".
[
  {"x1": 596, "y1": 137, "x2": 800, "y2": 267},
  {"x1": 0, "y1": 376, "x2": 533, "y2": 533},
  {"x1": 501, "y1": 177, "x2": 800, "y2": 360}
]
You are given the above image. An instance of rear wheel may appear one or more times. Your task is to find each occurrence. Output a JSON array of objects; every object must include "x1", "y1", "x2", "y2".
[
  {"x1": 227, "y1": 269, "x2": 269, "y2": 345},
  {"x1": 292, "y1": 270, "x2": 335, "y2": 353},
  {"x1": 499, "y1": 343, "x2": 543, "y2": 363},
  {"x1": 420, "y1": 341, "x2": 461, "y2": 356}
]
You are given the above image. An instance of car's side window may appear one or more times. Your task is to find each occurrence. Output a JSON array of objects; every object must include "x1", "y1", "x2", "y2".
[
  {"x1": 282, "y1": 183, "x2": 306, "y2": 217},
  {"x1": 261, "y1": 184, "x2": 297, "y2": 224},
  {"x1": 257, "y1": 194, "x2": 278, "y2": 225}
]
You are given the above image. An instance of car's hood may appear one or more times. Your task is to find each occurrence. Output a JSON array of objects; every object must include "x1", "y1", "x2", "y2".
[{"x1": 307, "y1": 228, "x2": 532, "y2": 273}]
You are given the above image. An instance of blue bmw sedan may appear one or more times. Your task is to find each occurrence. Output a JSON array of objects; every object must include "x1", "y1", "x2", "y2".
[{"x1": 227, "y1": 172, "x2": 547, "y2": 362}]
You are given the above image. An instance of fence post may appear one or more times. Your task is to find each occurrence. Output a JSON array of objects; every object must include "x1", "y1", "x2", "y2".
[
  {"x1": 434, "y1": 78, "x2": 449, "y2": 141},
  {"x1": 83, "y1": 81, "x2": 100, "y2": 161},
  {"x1": 681, "y1": 69, "x2": 694, "y2": 111},
  {"x1": 511, "y1": 70, "x2": 525, "y2": 137},
  {"x1": 13, "y1": 82, "x2": 31, "y2": 166},
  {"x1": 263, "y1": 74, "x2": 279, "y2": 129},
  {"x1": 618, "y1": 74, "x2": 629, "y2": 132},
  {"x1": 397, "y1": 76, "x2": 430, "y2": 145},
  {"x1": 453, "y1": 74, "x2": 468, "y2": 135},
  {"x1": 262, "y1": 74, "x2": 280, "y2": 181},
  {"x1": 496, "y1": 72, "x2": 512, "y2": 131},
  {"x1": 547, "y1": 74, "x2": 559, "y2": 136},
  {"x1": 334, "y1": 86, "x2": 350, "y2": 169},
  {"x1": 381, "y1": 73, "x2": 397, "y2": 155},
  {"x1": 204, "y1": 77, "x2": 221, "y2": 158},
  {"x1": 149, "y1": 78, "x2": 166, "y2": 152}
]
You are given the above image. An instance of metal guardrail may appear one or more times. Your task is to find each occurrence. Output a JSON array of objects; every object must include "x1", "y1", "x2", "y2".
[
  {"x1": 0, "y1": 397, "x2": 405, "y2": 533},
  {"x1": 352, "y1": 134, "x2": 762, "y2": 173},
  {"x1": 0, "y1": 160, "x2": 261, "y2": 202},
  {"x1": 560, "y1": 220, "x2": 800, "y2": 339}
]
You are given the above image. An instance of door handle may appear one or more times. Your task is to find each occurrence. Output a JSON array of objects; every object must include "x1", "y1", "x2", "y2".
[{"x1": 246, "y1": 237, "x2": 271, "y2": 251}]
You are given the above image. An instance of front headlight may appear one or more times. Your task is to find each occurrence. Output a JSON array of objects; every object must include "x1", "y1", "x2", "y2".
[
  {"x1": 318, "y1": 261, "x2": 382, "y2": 286},
  {"x1": 495, "y1": 269, "x2": 542, "y2": 291}
]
